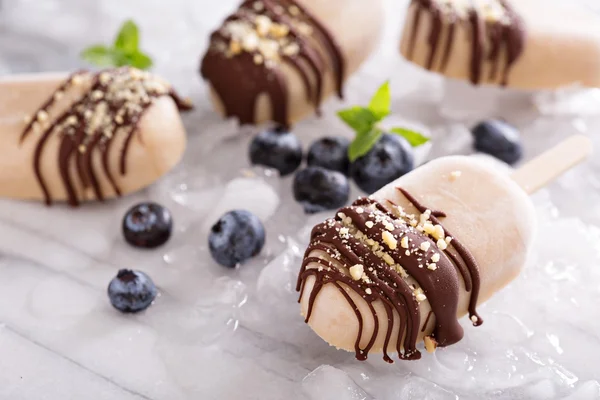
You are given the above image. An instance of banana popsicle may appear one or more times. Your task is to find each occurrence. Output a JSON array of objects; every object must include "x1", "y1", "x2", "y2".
[
  {"x1": 297, "y1": 136, "x2": 591, "y2": 362},
  {"x1": 200, "y1": 0, "x2": 383, "y2": 127},
  {"x1": 0, "y1": 67, "x2": 191, "y2": 206},
  {"x1": 400, "y1": 0, "x2": 600, "y2": 89}
]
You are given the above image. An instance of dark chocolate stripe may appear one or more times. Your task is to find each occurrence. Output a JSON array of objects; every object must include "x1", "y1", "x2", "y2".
[{"x1": 406, "y1": 0, "x2": 526, "y2": 86}]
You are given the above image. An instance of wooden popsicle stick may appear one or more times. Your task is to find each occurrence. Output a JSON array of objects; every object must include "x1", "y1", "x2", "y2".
[{"x1": 511, "y1": 135, "x2": 593, "y2": 195}]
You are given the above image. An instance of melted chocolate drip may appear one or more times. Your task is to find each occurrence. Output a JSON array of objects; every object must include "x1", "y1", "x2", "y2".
[
  {"x1": 200, "y1": 0, "x2": 344, "y2": 127},
  {"x1": 406, "y1": 0, "x2": 526, "y2": 86},
  {"x1": 20, "y1": 68, "x2": 192, "y2": 206},
  {"x1": 297, "y1": 189, "x2": 483, "y2": 362}
]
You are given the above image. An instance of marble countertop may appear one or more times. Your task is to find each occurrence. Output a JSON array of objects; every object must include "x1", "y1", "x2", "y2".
[{"x1": 1, "y1": 0, "x2": 600, "y2": 399}]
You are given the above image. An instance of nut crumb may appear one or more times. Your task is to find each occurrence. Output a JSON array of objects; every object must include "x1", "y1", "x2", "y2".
[
  {"x1": 437, "y1": 239, "x2": 448, "y2": 251},
  {"x1": 427, "y1": 263, "x2": 437, "y2": 270},
  {"x1": 449, "y1": 170, "x2": 462, "y2": 181},
  {"x1": 470, "y1": 315, "x2": 479, "y2": 323},
  {"x1": 365, "y1": 221, "x2": 374, "y2": 229},
  {"x1": 382, "y1": 231, "x2": 397, "y2": 250},
  {"x1": 420, "y1": 242, "x2": 431, "y2": 251},
  {"x1": 349, "y1": 264, "x2": 364, "y2": 281},
  {"x1": 401, "y1": 236, "x2": 409, "y2": 249},
  {"x1": 424, "y1": 336, "x2": 437, "y2": 353},
  {"x1": 431, "y1": 253, "x2": 440, "y2": 263},
  {"x1": 253, "y1": 54, "x2": 264, "y2": 65},
  {"x1": 365, "y1": 288, "x2": 372, "y2": 295}
]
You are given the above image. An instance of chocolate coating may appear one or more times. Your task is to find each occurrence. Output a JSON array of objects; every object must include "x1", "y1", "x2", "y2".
[
  {"x1": 200, "y1": 0, "x2": 344, "y2": 127},
  {"x1": 297, "y1": 188, "x2": 482, "y2": 362}
]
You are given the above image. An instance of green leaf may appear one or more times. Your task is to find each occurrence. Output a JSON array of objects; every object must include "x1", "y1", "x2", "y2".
[
  {"x1": 368, "y1": 81, "x2": 391, "y2": 121},
  {"x1": 125, "y1": 51, "x2": 153, "y2": 70},
  {"x1": 348, "y1": 128, "x2": 383, "y2": 162},
  {"x1": 80, "y1": 45, "x2": 122, "y2": 67},
  {"x1": 389, "y1": 127, "x2": 430, "y2": 147},
  {"x1": 337, "y1": 106, "x2": 378, "y2": 136},
  {"x1": 114, "y1": 20, "x2": 139, "y2": 53}
]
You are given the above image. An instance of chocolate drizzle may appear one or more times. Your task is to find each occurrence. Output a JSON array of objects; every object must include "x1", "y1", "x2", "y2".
[
  {"x1": 20, "y1": 68, "x2": 192, "y2": 206},
  {"x1": 200, "y1": 0, "x2": 344, "y2": 127},
  {"x1": 406, "y1": 0, "x2": 526, "y2": 86},
  {"x1": 297, "y1": 188, "x2": 483, "y2": 362}
]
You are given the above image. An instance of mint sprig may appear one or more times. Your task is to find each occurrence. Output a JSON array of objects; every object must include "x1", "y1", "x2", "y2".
[
  {"x1": 337, "y1": 81, "x2": 429, "y2": 162},
  {"x1": 81, "y1": 20, "x2": 153, "y2": 70}
]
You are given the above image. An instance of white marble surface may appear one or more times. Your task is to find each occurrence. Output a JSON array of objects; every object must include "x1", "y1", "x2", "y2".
[{"x1": 1, "y1": 0, "x2": 600, "y2": 399}]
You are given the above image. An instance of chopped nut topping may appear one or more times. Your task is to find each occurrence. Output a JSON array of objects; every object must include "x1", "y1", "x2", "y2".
[
  {"x1": 450, "y1": 170, "x2": 462, "y2": 181},
  {"x1": 427, "y1": 263, "x2": 437, "y2": 270},
  {"x1": 384, "y1": 222, "x2": 395, "y2": 231},
  {"x1": 230, "y1": 40, "x2": 242, "y2": 55},
  {"x1": 255, "y1": 15, "x2": 272, "y2": 37},
  {"x1": 71, "y1": 75, "x2": 84, "y2": 85},
  {"x1": 431, "y1": 253, "x2": 440, "y2": 263},
  {"x1": 253, "y1": 1, "x2": 264, "y2": 11},
  {"x1": 471, "y1": 315, "x2": 479, "y2": 323},
  {"x1": 382, "y1": 231, "x2": 397, "y2": 250},
  {"x1": 420, "y1": 242, "x2": 431, "y2": 251},
  {"x1": 365, "y1": 221, "x2": 374, "y2": 229},
  {"x1": 288, "y1": 4, "x2": 300, "y2": 16},
  {"x1": 437, "y1": 239, "x2": 448, "y2": 251},
  {"x1": 365, "y1": 288, "x2": 372, "y2": 295},
  {"x1": 382, "y1": 253, "x2": 395, "y2": 265},
  {"x1": 432, "y1": 225, "x2": 445, "y2": 241},
  {"x1": 253, "y1": 54, "x2": 264, "y2": 65},
  {"x1": 37, "y1": 110, "x2": 49, "y2": 122},
  {"x1": 423, "y1": 223, "x2": 435, "y2": 235},
  {"x1": 242, "y1": 33, "x2": 260, "y2": 52},
  {"x1": 424, "y1": 336, "x2": 437, "y2": 353},
  {"x1": 349, "y1": 264, "x2": 364, "y2": 281},
  {"x1": 400, "y1": 236, "x2": 409, "y2": 249}
]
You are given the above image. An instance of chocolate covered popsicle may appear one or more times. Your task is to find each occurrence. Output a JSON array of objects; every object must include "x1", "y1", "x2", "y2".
[
  {"x1": 0, "y1": 67, "x2": 191, "y2": 206},
  {"x1": 400, "y1": 0, "x2": 600, "y2": 89},
  {"x1": 201, "y1": 0, "x2": 383, "y2": 127},
  {"x1": 297, "y1": 135, "x2": 591, "y2": 361}
]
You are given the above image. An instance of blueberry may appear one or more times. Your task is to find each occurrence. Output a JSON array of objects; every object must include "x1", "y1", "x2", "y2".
[
  {"x1": 307, "y1": 136, "x2": 350, "y2": 175},
  {"x1": 209, "y1": 210, "x2": 266, "y2": 268},
  {"x1": 350, "y1": 134, "x2": 414, "y2": 194},
  {"x1": 472, "y1": 119, "x2": 523, "y2": 165},
  {"x1": 122, "y1": 203, "x2": 172, "y2": 249},
  {"x1": 108, "y1": 269, "x2": 157, "y2": 313},
  {"x1": 293, "y1": 166, "x2": 350, "y2": 214},
  {"x1": 249, "y1": 126, "x2": 303, "y2": 176}
]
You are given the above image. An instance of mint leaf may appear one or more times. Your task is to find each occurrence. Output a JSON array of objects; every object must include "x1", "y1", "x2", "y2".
[
  {"x1": 348, "y1": 128, "x2": 383, "y2": 162},
  {"x1": 337, "y1": 106, "x2": 378, "y2": 136},
  {"x1": 389, "y1": 127, "x2": 430, "y2": 147},
  {"x1": 126, "y1": 51, "x2": 153, "y2": 70},
  {"x1": 114, "y1": 20, "x2": 139, "y2": 53},
  {"x1": 368, "y1": 81, "x2": 391, "y2": 121},
  {"x1": 81, "y1": 19, "x2": 153, "y2": 70},
  {"x1": 81, "y1": 45, "x2": 122, "y2": 67}
]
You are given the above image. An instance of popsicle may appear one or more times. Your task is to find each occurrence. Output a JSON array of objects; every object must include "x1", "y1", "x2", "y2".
[
  {"x1": 399, "y1": 0, "x2": 600, "y2": 89},
  {"x1": 296, "y1": 135, "x2": 591, "y2": 362},
  {"x1": 0, "y1": 67, "x2": 192, "y2": 206},
  {"x1": 200, "y1": 0, "x2": 383, "y2": 127}
]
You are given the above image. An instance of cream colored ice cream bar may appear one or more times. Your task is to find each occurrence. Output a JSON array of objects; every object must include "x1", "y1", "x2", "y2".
[
  {"x1": 400, "y1": 0, "x2": 600, "y2": 89},
  {"x1": 0, "y1": 68, "x2": 191, "y2": 206},
  {"x1": 297, "y1": 136, "x2": 591, "y2": 361},
  {"x1": 201, "y1": 0, "x2": 383, "y2": 127}
]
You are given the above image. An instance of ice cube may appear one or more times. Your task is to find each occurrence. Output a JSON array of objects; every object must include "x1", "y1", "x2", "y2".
[
  {"x1": 303, "y1": 365, "x2": 372, "y2": 400},
  {"x1": 203, "y1": 176, "x2": 280, "y2": 229}
]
